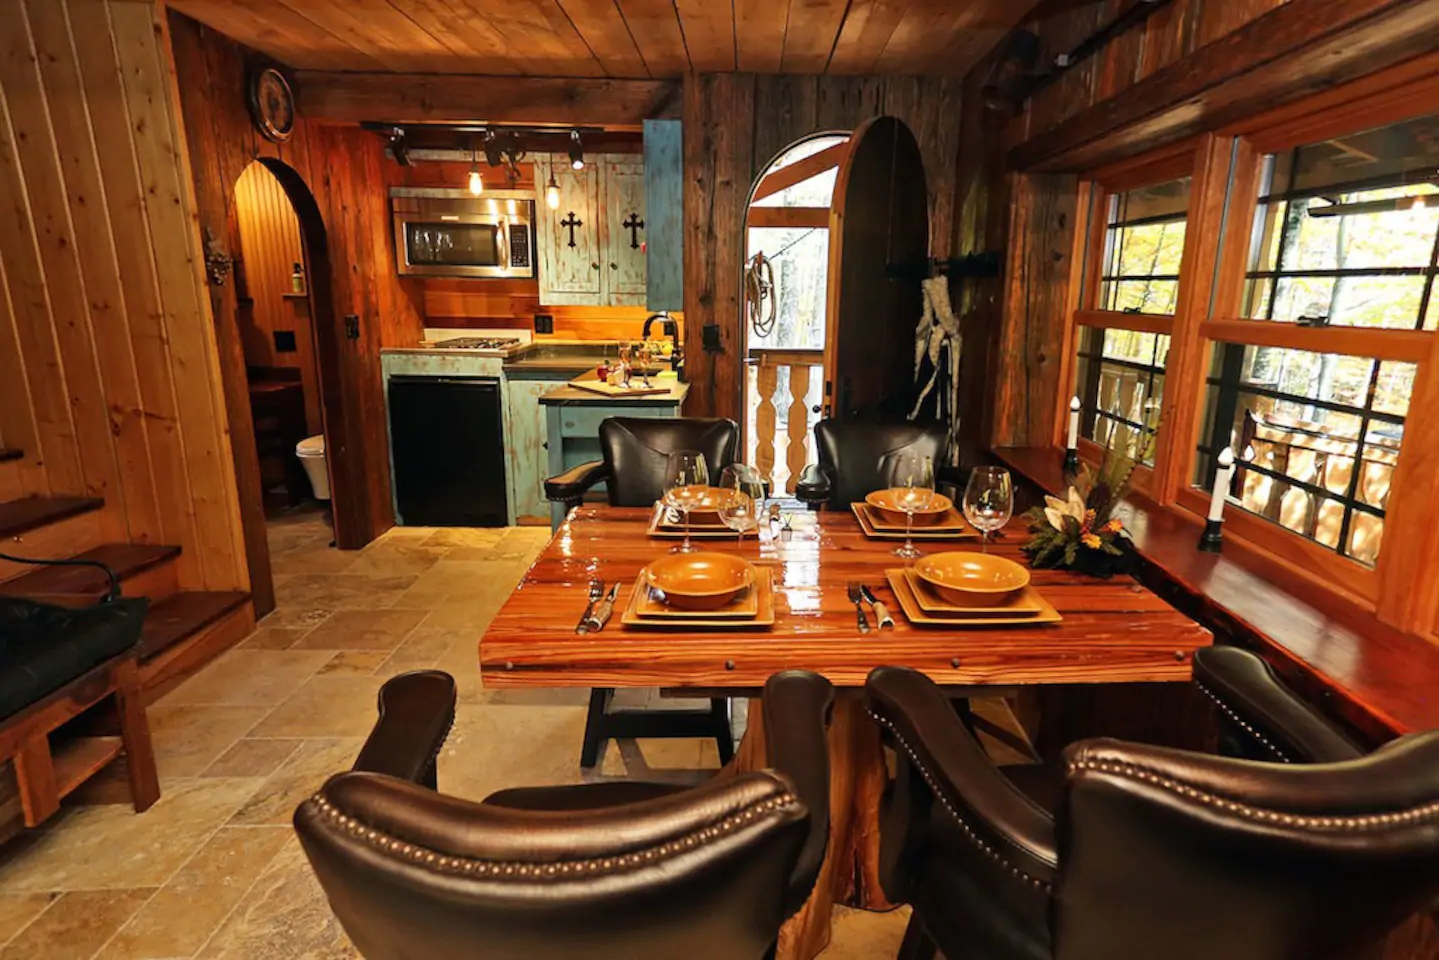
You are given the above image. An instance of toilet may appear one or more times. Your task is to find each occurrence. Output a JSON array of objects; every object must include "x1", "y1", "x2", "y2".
[{"x1": 296, "y1": 435, "x2": 330, "y2": 500}]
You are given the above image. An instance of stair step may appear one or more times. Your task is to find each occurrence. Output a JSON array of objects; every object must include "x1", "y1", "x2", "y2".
[
  {"x1": 138, "y1": 591, "x2": 250, "y2": 662},
  {"x1": 0, "y1": 449, "x2": 21, "y2": 463},
  {"x1": 0, "y1": 544, "x2": 179, "y2": 603},
  {"x1": 0, "y1": 496, "x2": 104, "y2": 540}
]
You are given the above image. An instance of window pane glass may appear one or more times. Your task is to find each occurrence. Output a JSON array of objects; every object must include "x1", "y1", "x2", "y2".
[
  {"x1": 1245, "y1": 112, "x2": 1439, "y2": 331},
  {"x1": 1194, "y1": 344, "x2": 1413, "y2": 567},
  {"x1": 1076, "y1": 327, "x2": 1166, "y2": 465},
  {"x1": 1099, "y1": 177, "x2": 1191, "y2": 314}
]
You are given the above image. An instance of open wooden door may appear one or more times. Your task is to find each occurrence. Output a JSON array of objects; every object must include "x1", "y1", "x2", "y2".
[{"x1": 824, "y1": 116, "x2": 928, "y2": 420}]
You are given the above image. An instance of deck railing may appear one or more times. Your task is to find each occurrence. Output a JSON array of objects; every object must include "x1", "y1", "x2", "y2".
[{"x1": 745, "y1": 348, "x2": 824, "y2": 494}]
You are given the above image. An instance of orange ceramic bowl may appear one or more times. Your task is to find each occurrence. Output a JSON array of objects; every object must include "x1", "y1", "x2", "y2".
[
  {"x1": 865, "y1": 488, "x2": 954, "y2": 526},
  {"x1": 646, "y1": 552, "x2": 756, "y2": 611},
  {"x1": 675, "y1": 485, "x2": 745, "y2": 524},
  {"x1": 914, "y1": 551, "x2": 1029, "y2": 607}
]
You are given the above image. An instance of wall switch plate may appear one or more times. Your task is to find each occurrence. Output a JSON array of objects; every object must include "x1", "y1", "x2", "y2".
[
  {"x1": 534, "y1": 313, "x2": 554, "y2": 334},
  {"x1": 273, "y1": 330, "x2": 298, "y2": 353},
  {"x1": 344, "y1": 314, "x2": 360, "y2": 340},
  {"x1": 702, "y1": 323, "x2": 722, "y2": 354}
]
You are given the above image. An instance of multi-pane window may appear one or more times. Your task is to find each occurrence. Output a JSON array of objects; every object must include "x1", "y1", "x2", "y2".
[
  {"x1": 1099, "y1": 177, "x2": 1191, "y2": 314},
  {"x1": 1244, "y1": 114, "x2": 1439, "y2": 331},
  {"x1": 1076, "y1": 328, "x2": 1167, "y2": 463}
]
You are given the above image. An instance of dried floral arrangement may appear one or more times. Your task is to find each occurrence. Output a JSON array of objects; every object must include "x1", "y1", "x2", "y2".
[{"x1": 1021, "y1": 413, "x2": 1157, "y2": 577}]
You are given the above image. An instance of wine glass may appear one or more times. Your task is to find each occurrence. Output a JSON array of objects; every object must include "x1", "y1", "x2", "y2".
[
  {"x1": 717, "y1": 464, "x2": 764, "y2": 544},
  {"x1": 663, "y1": 451, "x2": 709, "y2": 553},
  {"x1": 887, "y1": 454, "x2": 936, "y2": 560},
  {"x1": 962, "y1": 466, "x2": 1013, "y2": 554}
]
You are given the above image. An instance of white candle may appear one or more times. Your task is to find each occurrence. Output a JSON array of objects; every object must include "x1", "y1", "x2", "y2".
[
  {"x1": 1066, "y1": 396, "x2": 1080, "y2": 451},
  {"x1": 1207, "y1": 446, "x2": 1236, "y2": 522}
]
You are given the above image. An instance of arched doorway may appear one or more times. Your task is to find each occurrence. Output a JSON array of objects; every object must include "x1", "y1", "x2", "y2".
[{"x1": 223, "y1": 157, "x2": 340, "y2": 615}]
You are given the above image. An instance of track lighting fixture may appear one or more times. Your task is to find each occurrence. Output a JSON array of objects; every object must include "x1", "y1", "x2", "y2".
[{"x1": 569, "y1": 129, "x2": 585, "y2": 171}]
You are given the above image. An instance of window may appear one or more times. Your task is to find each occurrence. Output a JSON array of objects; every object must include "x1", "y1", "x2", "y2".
[
  {"x1": 1073, "y1": 175, "x2": 1191, "y2": 464},
  {"x1": 1245, "y1": 115, "x2": 1439, "y2": 331}
]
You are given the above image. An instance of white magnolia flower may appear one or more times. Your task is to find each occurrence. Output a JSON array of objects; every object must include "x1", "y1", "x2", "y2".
[{"x1": 1043, "y1": 487, "x2": 1087, "y2": 533}]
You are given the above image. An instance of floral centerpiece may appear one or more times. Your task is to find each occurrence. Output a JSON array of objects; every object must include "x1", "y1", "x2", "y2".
[{"x1": 1021, "y1": 417, "x2": 1154, "y2": 578}]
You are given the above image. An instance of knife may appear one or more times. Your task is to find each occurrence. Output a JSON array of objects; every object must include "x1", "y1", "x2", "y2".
[
  {"x1": 585, "y1": 582, "x2": 621, "y2": 632},
  {"x1": 845, "y1": 582, "x2": 870, "y2": 635},
  {"x1": 575, "y1": 578, "x2": 604, "y2": 634},
  {"x1": 859, "y1": 584, "x2": 895, "y2": 629}
]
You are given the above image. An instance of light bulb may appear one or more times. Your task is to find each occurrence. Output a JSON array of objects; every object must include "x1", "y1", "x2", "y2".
[
  {"x1": 545, "y1": 181, "x2": 560, "y2": 210},
  {"x1": 467, "y1": 169, "x2": 483, "y2": 195},
  {"x1": 571, "y1": 157, "x2": 584, "y2": 171},
  {"x1": 1411, "y1": 195, "x2": 1428, "y2": 211}
]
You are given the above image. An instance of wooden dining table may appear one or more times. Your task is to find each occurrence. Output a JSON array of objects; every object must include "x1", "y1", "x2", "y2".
[{"x1": 480, "y1": 505, "x2": 1213, "y2": 958}]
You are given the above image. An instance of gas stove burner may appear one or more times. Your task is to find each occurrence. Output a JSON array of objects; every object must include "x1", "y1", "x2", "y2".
[{"x1": 434, "y1": 337, "x2": 522, "y2": 350}]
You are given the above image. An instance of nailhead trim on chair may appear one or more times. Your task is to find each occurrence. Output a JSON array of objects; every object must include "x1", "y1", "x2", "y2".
[
  {"x1": 868, "y1": 709, "x2": 1054, "y2": 892},
  {"x1": 1194, "y1": 681, "x2": 1291, "y2": 763},
  {"x1": 305, "y1": 791, "x2": 797, "y2": 880},
  {"x1": 1069, "y1": 757, "x2": 1439, "y2": 829}
]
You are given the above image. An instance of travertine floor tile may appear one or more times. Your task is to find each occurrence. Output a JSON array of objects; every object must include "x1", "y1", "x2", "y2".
[
  {"x1": 316, "y1": 651, "x2": 392, "y2": 676},
  {"x1": 245, "y1": 675, "x2": 386, "y2": 739},
  {"x1": 0, "y1": 893, "x2": 57, "y2": 944},
  {"x1": 270, "y1": 547, "x2": 358, "y2": 577},
  {"x1": 819, "y1": 906, "x2": 912, "y2": 958},
  {"x1": 147, "y1": 704, "x2": 274, "y2": 780},
  {"x1": 235, "y1": 626, "x2": 310, "y2": 651},
  {"x1": 201, "y1": 740, "x2": 303, "y2": 779},
  {"x1": 159, "y1": 649, "x2": 334, "y2": 707},
  {"x1": 227, "y1": 739, "x2": 364, "y2": 826},
  {"x1": 0, "y1": 890, "x2": 153, "y2": 960},
  {"x1": 290, "y1": 609, "x2": 428, "y2": 652},
  {"x1": 275, "y1": 574, "x2": 417, "y2": 611}
]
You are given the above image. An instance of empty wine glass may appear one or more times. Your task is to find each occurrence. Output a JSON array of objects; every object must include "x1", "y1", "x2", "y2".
[
  {"x1": 663, "y1": 451, "x2": 709, "y2": 553},
  {"x1": 887, "y1": 454, "x2": 936, "y2": 560},
  {"x1": 717, "y1": 464, "x2": 764, "y2": 544},
  {"x1": 962, "y1": 466, "x2": 1013, "y2": 554}
]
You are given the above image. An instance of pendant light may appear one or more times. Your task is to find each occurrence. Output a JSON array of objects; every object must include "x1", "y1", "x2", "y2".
[
  {"x1": 467, "y1": 138, "x2": 483, "y2": 196},
  {"x1": 545, "y1": 172, "x2": 561, "y2": 210},
  {"x1": 568, "y1": 129, "x2": 585, "y2": 171}
]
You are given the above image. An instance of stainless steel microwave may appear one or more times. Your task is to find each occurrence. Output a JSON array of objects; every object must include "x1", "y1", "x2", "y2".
[{"x1": 391, "y1": 188, "x2": 535, "y2": 279}]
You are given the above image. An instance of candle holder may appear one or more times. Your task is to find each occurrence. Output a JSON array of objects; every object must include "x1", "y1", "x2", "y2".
[
  {"x1": 1062, "y1": 447, "x2": 1080, "y2": 475},
  {"x1": 1198, "y1": 518, "x2": 1224, "y2": 553}
]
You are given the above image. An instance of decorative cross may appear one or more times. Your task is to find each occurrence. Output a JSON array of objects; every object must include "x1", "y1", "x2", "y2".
[
  {"x1": 623, "y1": 212, "x2": 645, "y2": 249},
  {"x1": 560, "y1": 211, "x2": 582, "y2": 248}
]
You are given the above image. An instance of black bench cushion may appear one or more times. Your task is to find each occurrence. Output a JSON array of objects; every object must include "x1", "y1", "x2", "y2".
[{"x1": 0, "y1": 597, "x2": 148, "y2": 722}]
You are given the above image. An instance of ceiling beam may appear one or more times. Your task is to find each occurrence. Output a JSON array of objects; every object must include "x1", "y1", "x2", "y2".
[
  {"x1": 1010, "y1": 0, "x2": 1439, "y2": 172},
  {"x1": 294, "y1": 72, "x2": 681, "y2": 126},
  {"x1": 751, "y1": 140, "x2": 851, "y2": 203}
]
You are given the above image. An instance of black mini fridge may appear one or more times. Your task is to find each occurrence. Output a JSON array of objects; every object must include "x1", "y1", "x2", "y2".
[{"x1": 387, "y1": 375, "x2": 509, "y2": 526}]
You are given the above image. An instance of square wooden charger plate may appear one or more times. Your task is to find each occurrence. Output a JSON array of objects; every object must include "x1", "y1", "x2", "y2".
[
  {"x1": 851, "y1": 503, "x2": 979, "y2": 540},
  {"x1": 901, "y1": 567, "x2": 1043, "y2": 615},
  {"x1": 622, "y1": 567, "x2": 776, "y2": 629},
  {"x1": 647, "y1": 503, "x2": 748, "y2": 540},
  {"x1": 884, "y1": 569, "x2": 1062, "y2": 626}
]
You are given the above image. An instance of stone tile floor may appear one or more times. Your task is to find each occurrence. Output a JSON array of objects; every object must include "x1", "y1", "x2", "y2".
[{"x1": 0, "y1": 509, "x2": 917, "y2": 958}]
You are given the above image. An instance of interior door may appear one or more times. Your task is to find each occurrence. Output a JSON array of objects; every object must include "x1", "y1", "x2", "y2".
[
  {"x1": 823, "y1": 116, "x2": 929, "y2": 420},
  {"x1": 603, "y1": 156, "x2": 647, "y2": 306},
  {"x1": 536, "y1": 154, "x2": 601, "y2": 304}
]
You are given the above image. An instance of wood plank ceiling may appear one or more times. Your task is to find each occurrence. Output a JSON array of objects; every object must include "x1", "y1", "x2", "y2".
[{"x1": 168, "y1": 0, "x2": 1041, "y2": 77}]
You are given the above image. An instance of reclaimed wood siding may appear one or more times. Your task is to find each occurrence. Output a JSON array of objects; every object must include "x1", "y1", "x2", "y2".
[
  {"x1": 0, "y1": 0, "x2": 247, "y2": 592},
  {"x1": 682, "y1": 72, "x2": 964, "y2": 420}
]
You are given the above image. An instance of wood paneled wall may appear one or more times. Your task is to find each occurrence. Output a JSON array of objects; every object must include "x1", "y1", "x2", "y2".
[
  {"x1": 233, "y1": 161, "x2": 321, "y2": 434},
  {"x1": 388, "y1": 159, "x2": 661, "y2": 341},
  {"x1": 167, "y1": 11, "x2": 425, "y2": 584},
  {"x1": 681, "y1": 73, "x2": 963, "y2": 420},
  {"x1": 0, "y1": 0, "x2": 246, "y2": 592}
]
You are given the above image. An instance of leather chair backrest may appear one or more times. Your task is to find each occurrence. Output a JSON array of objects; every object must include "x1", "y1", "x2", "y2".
[
  {"x1": 1053, "y1": 733, "x2": 1439, "y2": 960},
  {"x1": 815, "y1": 419, "x2": 947, "y2": 508},
  {"x1": 599, "y1": 417, "x2": 738, "y2": 507},
  {"x1": 295, "y1": 768, "x2": 808, "y2": 960}
]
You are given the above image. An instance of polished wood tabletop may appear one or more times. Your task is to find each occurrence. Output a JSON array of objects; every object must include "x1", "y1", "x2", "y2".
[{"x1": 480, "y1": 505, "x2": 1212, "y2": 687}]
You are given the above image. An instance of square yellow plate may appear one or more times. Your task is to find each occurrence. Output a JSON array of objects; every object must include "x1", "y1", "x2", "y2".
[
  {"x1": 884, "y1": 569, "x2": 1061, "y2": 627},
  {"x1": 622, "y1": 567, "x2": 776, "y2": 629},
  {"x1": 852, "y1": 503, "x2": 979, "y2": 540},
  {"x1": 902, "y1": 567, "x2": 1043, "y2": 616}
]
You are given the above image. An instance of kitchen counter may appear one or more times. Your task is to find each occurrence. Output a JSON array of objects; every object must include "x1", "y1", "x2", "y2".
[{"x1": 540, "y1": 381, "x2": 689, "y2": 405}]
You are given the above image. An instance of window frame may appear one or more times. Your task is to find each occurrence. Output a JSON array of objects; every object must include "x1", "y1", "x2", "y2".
[{"x1": 1054, "y1": 64, "x2": 1439, "y2": 630}]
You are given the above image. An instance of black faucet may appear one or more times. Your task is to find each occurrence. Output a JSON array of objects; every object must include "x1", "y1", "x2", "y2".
[{"x1": 641, "y1": 311, "x2": 684, "y2": 382}]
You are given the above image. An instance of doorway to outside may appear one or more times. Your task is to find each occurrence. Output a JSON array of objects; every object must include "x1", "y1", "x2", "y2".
[{"x1": 741, "y1": 133, "x2": 850, "y2": 494}]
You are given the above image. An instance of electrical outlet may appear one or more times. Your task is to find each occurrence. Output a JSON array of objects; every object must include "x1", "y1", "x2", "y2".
[
  {"x1": 702, "y1": 323, "x2": 722, "y2": 354},
  {"x1": 344, "y1": 314, "x2": 360, "y2": 340},
  {"x1": 534, "y1": 313, "x2": 555, "y2": 334}
]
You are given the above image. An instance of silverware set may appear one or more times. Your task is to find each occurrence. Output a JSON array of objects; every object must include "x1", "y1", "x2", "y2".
[
  {"x1": 846, "y1": 582, "x2": 894, "y2": 634},
  {"x1": 576, "y1": 579, "x2": 621, "y2": 634}
]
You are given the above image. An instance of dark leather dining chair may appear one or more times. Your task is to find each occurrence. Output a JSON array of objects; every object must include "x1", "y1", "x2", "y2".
[
  {"x1": 544, "y1": 416, "x2": 740, "y2": 768},
  {"x1": 865, "y1": 661, "x2": 1439, "y2": 960},
  {"x1": 295, "y1": 668, "x2": 834, "y2": 960},
  {"x1": 795, "y1": 419, "x2": 956, "y2": 511}
]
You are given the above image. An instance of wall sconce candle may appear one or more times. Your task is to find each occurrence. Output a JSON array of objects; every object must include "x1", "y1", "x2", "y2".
[
  {"x1": 1064, "y1": 396, "x2": 1081, "y2": 473},
  {"x1": 1199, "y1": 446, "x2": 1235, "y2": 552}
]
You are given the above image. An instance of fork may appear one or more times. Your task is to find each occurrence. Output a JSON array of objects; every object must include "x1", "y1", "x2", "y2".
[
  {"x1": 575, "y1": 578, "x2": 604, "y2": 634},
  {"x1": 845, "y1": 582, "x2": 871, "y2": 635}
]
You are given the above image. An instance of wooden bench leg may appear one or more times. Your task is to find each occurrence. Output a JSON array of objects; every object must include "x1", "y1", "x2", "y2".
[
  {"x1": 14, "y1": 735, "x2": 59, "y2": 827},
  {"x1": 114, "y1": 661, "x2": 159, "y2": 813}
]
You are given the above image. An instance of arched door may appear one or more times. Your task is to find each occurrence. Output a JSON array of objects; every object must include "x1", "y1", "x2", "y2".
[{"x1": 824, "y1": 116, "x2": 929, "y2": 420}]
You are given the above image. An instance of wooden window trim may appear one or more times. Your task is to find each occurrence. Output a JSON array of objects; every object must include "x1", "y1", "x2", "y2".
[
  {"x1": 1075, "y1": 309, "x2": 1173, "y2": 335},
  {"x1": 1200, "y1": 319, "x2": 1434, "y2": 364}
]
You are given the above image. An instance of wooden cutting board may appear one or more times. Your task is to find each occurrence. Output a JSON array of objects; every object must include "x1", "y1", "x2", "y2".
[{"x1": 567, "y1": 373, "x2": 672, "y2": 397}]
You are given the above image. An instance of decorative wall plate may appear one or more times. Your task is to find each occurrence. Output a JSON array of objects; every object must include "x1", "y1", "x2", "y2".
[{"x1": 248, "y1": 66, "x2": 295, "y2": 143}]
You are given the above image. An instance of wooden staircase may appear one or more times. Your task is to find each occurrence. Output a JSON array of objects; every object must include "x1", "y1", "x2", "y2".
[{"x1": 0, "y1": 495, "x2": 253, "y2": 704}]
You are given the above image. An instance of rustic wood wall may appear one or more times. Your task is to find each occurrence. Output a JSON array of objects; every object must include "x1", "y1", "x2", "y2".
[
  {"x1": 0, "y1": 0, "x2": 246, "y2": 592},
  {"x1": 681, "y1": 73, "x2": 963, "y2": 420},
  {"x1": 167, "y1": 11, "x2": 425, "y2": 586},
  {"x1": 233, "y1": 161, "x2": 322, "y2": 434}
]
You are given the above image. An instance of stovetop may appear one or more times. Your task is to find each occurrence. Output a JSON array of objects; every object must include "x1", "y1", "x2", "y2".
[{"x1": 433, "y1": 337, "x2": 523, "y2": 350}]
